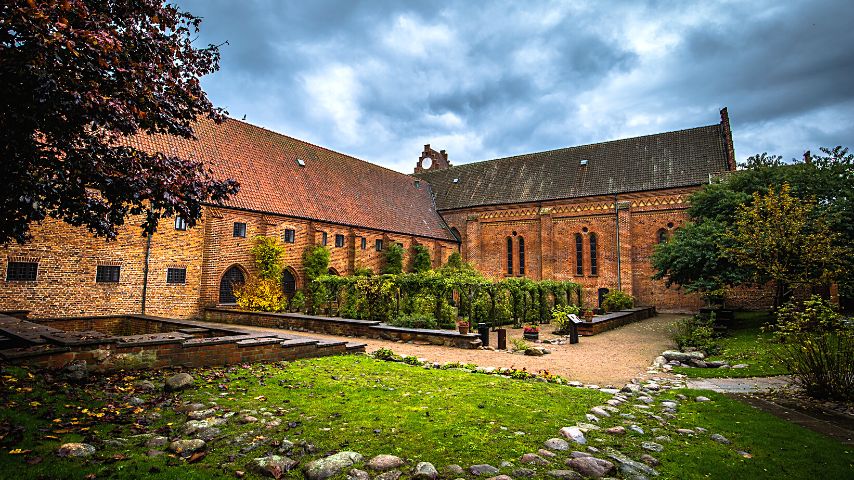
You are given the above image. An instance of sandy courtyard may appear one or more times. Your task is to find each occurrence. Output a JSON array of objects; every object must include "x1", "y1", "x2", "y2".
[{"x1": 234, "y1": 313, "x2": 686, "y2": 385}]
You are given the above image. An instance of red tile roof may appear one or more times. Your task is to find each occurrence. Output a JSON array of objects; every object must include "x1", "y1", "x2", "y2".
[{"x1": 127, "y1": 118, "x2": 456, "y2": 241}]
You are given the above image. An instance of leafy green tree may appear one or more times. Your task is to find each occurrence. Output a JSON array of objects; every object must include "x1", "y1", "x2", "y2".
[
  {"x1": 411, "y1": 245, "x2": 432, "y2": 273},
  {"x1": 250, "y1": 236, "x2": 285, "y2": 280},
  {"x1": 303, "y1": 245, "x2": 330, "y2": 313},
  {"x1": 726, "y1": 184, "x2": 849, "y2": 309},
  {"x1": 383, "y1": 243, "x2": 404, "y2": 274},
  {"x1": 0, "y1": 0, "x2": 238, "y2": 243}
]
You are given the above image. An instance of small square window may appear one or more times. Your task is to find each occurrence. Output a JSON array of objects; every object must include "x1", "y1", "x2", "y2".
[
  {"x1": 6, "y1": 261, "x2": 37, "y2": 281},
  {"x1": 361, "y1": 237, "x2": 367, "y2": 250},
  {"x1": 321, "y1": 232, "x2": 328, "y2": 246},
  {"x1": 335, "y1": 234, "x2": 345, "y2": 248},
  {"x1": 167, "y1": 267, "x2": 187, "y2": 284},
  {"x1": 174, "y1": 216, "x2": 187, "y2": 231},
  {"x1": 375, "y1": 239, "x2": 383, "y2": 251},
  {"x1": 96, "y1": 265, "x2": 120, "y2": 283},
  {"x1": 233, "y1": 222, "x2": 246, "y2": 238},
  {"x1": 396, "y1": 242, "x2": 404, "y2": 248},
  {"x1": 283, "y1": 228, "x2": 296, "y2": 243}
]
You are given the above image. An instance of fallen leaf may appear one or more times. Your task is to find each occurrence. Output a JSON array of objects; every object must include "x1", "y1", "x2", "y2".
[{"x1": 187, "y1": 451, "x2": 207, "y2": 463}]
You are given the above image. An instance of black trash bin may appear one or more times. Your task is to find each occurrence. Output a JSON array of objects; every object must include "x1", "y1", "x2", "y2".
[{"x1": 477, "y1": 322, "x2": 490, "y2": 347}]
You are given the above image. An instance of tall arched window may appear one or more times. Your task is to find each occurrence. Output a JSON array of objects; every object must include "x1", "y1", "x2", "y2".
[
  {"x1": 518, "y1": 237, "x2": 525, "y2": 275},
  {"x1": 589, "y1": 233, "x2": 598, "y2": 276},
  {"x1": 282, "y1": 268, "x2": 297, "y2": 297},
  {"x1": 657, "y1": 228, "x2": 669, "y2": 244},
  {"x1": 574, "y1": 233, "x2": 583, "y2": 275},
  {"x1": 506, "y1": 237, "x2": 513, "y2": 275},
  {"x1": 219, "y1": 266, "x2": 245, "y2": 304}
]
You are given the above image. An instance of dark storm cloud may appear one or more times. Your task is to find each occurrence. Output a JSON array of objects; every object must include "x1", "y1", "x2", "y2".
[{"x1": 176, "y1": 0, "x2": 854, "y2": 171}]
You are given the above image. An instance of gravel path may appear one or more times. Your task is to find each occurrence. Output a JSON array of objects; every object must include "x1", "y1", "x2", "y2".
[{"x1": 234, "y1": 313, "x2": 687, "y2": 385}]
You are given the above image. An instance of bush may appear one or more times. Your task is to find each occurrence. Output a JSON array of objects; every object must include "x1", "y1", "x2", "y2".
[
  {"x1": 303, "y1": 245, "x2": 330, "y2": 314},
  {"x1": 412, "y1": 245, "x2": 432, "y2": 273},
  {"x1": 774, "y1": 296, "x2": 854, "y2": 401},
  {"x1": 510, "y1": 337, "x2": 530, "y2": 352},
  {"x1": 389, "y1": 313, "x2": 439, "y2": 330},
  {"x1": 234, "y1": 277, "x2": 287, "y2": 312},
  {"x1": 372, "y1": 348, "x2": 399, "y2": 361},
  {"x1": 383, "y1": 242, "x2": 404, "y2": 274},
  {"x1": 250, "y1": 236, "x2": 286, "y2": 280},
  {"x1": 602, "y1": 290, "x2": 634, "y2": 312},
  {"x1": 289, "y1": 291, "x2": 306, "y2": 313},
  {"x1": 670, "y1": 314, "x2": 719, "y2": 355},
  {"x1": 552, "y1": 304, "x2": 581, "y2": 334}
]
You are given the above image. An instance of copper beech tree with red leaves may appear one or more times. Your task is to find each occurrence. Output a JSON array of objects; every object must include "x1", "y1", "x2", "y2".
[{"x1": 0, "y1": 0, "x2": 239, "y2": 244}]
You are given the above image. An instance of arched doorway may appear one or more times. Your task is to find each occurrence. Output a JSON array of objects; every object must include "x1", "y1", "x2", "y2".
[
  {"x1": 219, "y1": 265, "x2": 245, "y2": 304},
  {"x1": 282, "y1": 268, "x2": 297, "y2": 297}
]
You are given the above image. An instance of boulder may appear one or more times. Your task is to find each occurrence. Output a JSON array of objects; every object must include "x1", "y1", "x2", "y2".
[
  {"x1": 606, "y1": 449, "x2": 659, "y2": 477},
  {"x1": 560, "y1": 426, "x2": 586, "y2": 444},
  {"x1": 304, "y1": 451, "x2": 363, "y2": 480},
  {"x1": 544, "y1": 437, "x2": 570, "y2": 451},
  {"x1": 367, "y1": 454, "x2": 404, "y2": 471},
  {"x1": 590, "y1": 406, "x2": 611, "y2": 417},
  {"x1": 566, "y1": 456, "x2": 615, "y2": 478},
  {"x1": 57, "y1": 443, "x2": 95, "y2": 458},
  {"x1": 413, "y1": 462, "x2": 439, "y2": 480},
  {"x1": 347, "y1": 469, "x2": 370, "y2": 480},
  {"x1": 169, "y1": 439, "x2": 206, "y2": 456},
  {"x1": 641, "y1": 442, "x2": 664, "y2": 452},
  {"x1": 605, "y1": 426, "x2": 625, "y2": 435},
  {"x1": 520, "y1": 453, "x2": 550, "y2": 466},
  {"x1": 546, "y1": 470, "x2": 584, "y2": 479},
  {"x1": 248, "y1": 455, "x2": 299, "y2": 477},
  {"x1": 165, "y1": 373, "x2": 195, "y2": 391},
  {"x1": 374, "y1": 471, "x2": 402, "y2": 480},
  {"x1": 710, "y1": 433, "x2": 731, "y2": 444},
  {"x1": 469, "y1": 464, "x2": 499, "y2": 476},
  {"x1": 695, "y1": 396, "x2": 711, "y2": 402},
  {"x1": 661, "y1": 350, "x2": 704, "y2": 363},
  {"x1": 640, "y1": 454, "x2": 660, "y2": 467}
]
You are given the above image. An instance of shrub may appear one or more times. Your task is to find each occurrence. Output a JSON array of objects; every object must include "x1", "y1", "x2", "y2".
[
  {"x1": 371, "y1": 348, "x2": 399, "y2": 361},
  {"x1": 402, "y1": 355, "x2": 422, "y2": 366},
  {"x1": 510, "y1": 337, "x2": 530, "y2": 352},
  {"x1": 353, "y1": 266, "x2": 373, "y2": 276},
  {"x1": 774, "y1": 296, "x2": 854, "y2": 401},
  {"x1": 289, "y1": 291, "x2": 306, "y2": 313},
  {"x1": 250, "y1": 236, "x2": 286, "y2": 280},
  {"x1": 602, "y1": 290, "x2": 634, "y2": 312},
  {"x1": 389, "y1": 313, "x2": 439, "y2": 330},
  {"x1": 303, "y1": 245, "x2": 330, "y2": 313},
  {"x1": 382, "y1": 242, "x2": 404, "y2": 274},
  {"x1": 670, "y1": 313, "x2": 719, "y2": 355},
  {"x1": 412, "y1": 245, "x2": 432, "y2": 273},
  {"x1": 552, "y1": 304, "x2": 581, "y2": 333},
  {"x1": 234, "y1": 277, "x2": 287, "y2": 312}
]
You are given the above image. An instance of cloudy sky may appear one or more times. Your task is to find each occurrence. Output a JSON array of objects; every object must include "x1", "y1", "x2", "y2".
[{"x1": 177, "y1": 0, "x2": 854, "y2": 173}]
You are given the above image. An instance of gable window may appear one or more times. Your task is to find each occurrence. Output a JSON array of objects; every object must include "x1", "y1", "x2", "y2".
[
  {"x1": 589, "y1": 233, "x2": 598, "y2": 276},
  {"x1": 361, "y1": 237, "x2": 367, "y2": 250},
  {"x1": 375, "y1": 239, "x2": 383, "y2": 251},
  {"x1": 335, "y1": 234, "x2": 345, "y2": 248},
  {"x1": 657, "y1": 228, "x2": 669, "y2": 244},
  {"x1": 574, "y1": 233, "x2": 583, "y2": 275},
  {"x1": 321, "y1": 232, "x2": 328, "y2": 246},
  {"x1": 6, "y1": 261, "x2": 37, "y2": 281},
  {"x1": 96, "y1": 265, "x2": 120, "y2": 283},
  {"x1": 166, "y1": 267, "x2": 187, "y2": 284},
  {"x1": 174, "y1": 216, "x2": 187, "y2": 231},
  {"x1": 283, "y1": 228, "x2": 296, "y2": 243},
  {"x1": 518, "y1": 237, "x2": 525, "y2": 275},
  {"x1": 506, "y1": 237, "x2": 513, "y2": 275},
  {"x1": 233, "y1": 222, "x2": 247, "y2": 238}
]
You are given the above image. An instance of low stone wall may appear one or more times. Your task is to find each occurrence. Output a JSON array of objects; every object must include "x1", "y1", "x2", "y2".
[
  {"x1": 576, "y1": 307, "x2": 657, "y2": 336},
  {"x1": 0, "y1": 313, "x2": 364, "y2": 371},
  {"x1": 204, "y1": 308, "x2": 483, "y2": 349}
]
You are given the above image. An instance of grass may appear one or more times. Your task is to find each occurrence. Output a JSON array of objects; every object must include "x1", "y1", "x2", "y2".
[
  {"x1": 674, "y1": 311, "x2": 790, "y2": 378},
  {"x1": 1, "y1": 354, "x2": 851, "y2": 479}
]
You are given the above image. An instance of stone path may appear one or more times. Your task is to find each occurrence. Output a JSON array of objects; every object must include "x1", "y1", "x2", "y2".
[
  {"x1": 226, "y1": 313, "x2": 689, "y2": 385},
  {"x1": 686, "y1": 376, "x2": 793, "y2": 393}
]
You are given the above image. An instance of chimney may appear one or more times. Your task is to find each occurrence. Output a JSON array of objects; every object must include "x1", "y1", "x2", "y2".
[
  {"x1": 803, "y1": 150, "x2": 811, "y2": 164},
  {"x1": 720, "y1": 107, "x2": 736, "y2": 171}
]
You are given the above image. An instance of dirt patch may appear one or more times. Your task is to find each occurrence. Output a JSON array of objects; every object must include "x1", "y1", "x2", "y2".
[{"x1": 232, "y1": 313, "x2": 686, "y2": 385}]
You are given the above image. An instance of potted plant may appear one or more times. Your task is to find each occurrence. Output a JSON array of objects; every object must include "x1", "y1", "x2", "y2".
[
  {"x1": 583, "y1": 309, "x2": 595, "y2": 322},
  {"x1": 457, "y1": 319, "x2": 470, "y2": 335},
  {"x1": 523, "y1": 324, "x2": 540, "y2": 340}
]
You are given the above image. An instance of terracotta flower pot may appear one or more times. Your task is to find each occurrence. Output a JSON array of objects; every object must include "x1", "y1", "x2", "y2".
[{"x1": 458, "y1": 324, "x2": 469, "y2": 335}]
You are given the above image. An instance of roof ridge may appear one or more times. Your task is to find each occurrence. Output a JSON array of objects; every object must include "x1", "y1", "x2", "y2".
[{"x1": 420, "y1": 123, "x2": 721, "y2": 174}]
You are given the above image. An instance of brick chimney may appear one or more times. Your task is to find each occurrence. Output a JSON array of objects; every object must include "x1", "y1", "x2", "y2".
[
  {"x1": 720, "y1": 107, "x2": 737, "y2": 171},
  {"x1": 414, "y1": 144, "x2": 452, "y2": 173}
]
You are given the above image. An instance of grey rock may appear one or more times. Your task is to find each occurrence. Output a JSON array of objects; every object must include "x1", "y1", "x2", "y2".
[
  {"x1": 347, "y1": 469, "x2": 371, "y2": 480},
  {"x1": 547, "y1": 470, "x2": 584, "y2": 479},
  {"x1": 641, "y1": 442, "x2": 664, "y2": 452},
  {"x1": 586, "y1": 413, "x2": 600, "y2": 423},
  {"x1": 590, "y1": 406, "x2": 611, "y2": 417},
  {"x1": 193, "y1": 427, "x2": 221, "y2": 442},
  {"x1": 248, "y1": 455, "x2": 299, "y2": 477},
  {"x1": 586, "y1": 446, "x2": 600, "y2": 453},
  {"x1": 183, "y1": 417, "x2": 226, "y2": 435},
  {"x1": 57, "y1": 443, "x2": 95, "y2": 457},
  {"x1": 61, "y1": 361, "x2": 89, "y2": 382},
  {"x1": 570, "y1": 451, "x2": 592, "y2": 458},
  {"x1": 661, "y1": 350, "x2": 704, "y2": 362},
  {"x1": 520, "y1": 453, "x2": 550, "y2": 466},
  {"x1": 187, "y1": 408, "x2": 217, "y2": 420},
  {"x1": 169, "y1": 439, "x2": 205, "y2": 456},
  {"x1": 733, "y1": 363, "x2": 749, "y2": 369},
  {"x1": 375, "y1": 471, "x2": 402, "y2": 480},
  {"x1": 499, "y1": 460, "x2": 514, "y2": 468},
  {"x1": 485, "y1": 476, "x2": 513, "y2": 480},
  {"x1": 710, "y1": 433, "x2": 731, "y2": 444},
  {"x1": 690, "y1": 359, "x2": 708, "y2": 368},
  {"x1": 413, "y1": 462, "x2": 439, "y2": 480},
  {"x1": 367, "y1": 454, "x2": 404, "y2": 471},
  {"x1": 525, "y1": 347, "x2": 545, "y2": 356},
  {"x1": 444, "y1": 465, "x2": 465, "y2": 476},
  {"x1": 146, "y1": 436, "x2": 168, "y2": 448},
  {"x1": 600, "y1": 388, "x2": 620, "y2": 395},
  {"x1": 513, "y1": 467, "x2": 536, "y2": 477},
  {"x1": 560, "y1": 426, "x2": 586, "y2": 444},
  {"x1": 165, "y1": 373, "x2": 195, "y2": 391},
  {"x1": 304, "y1": 452, "x2": 364, "y2": 480},
  {"x1": 134, "y1": 380, "x2": 156, "y2": 391},
  {"x1": 653, "y1": 436, "x2": 672, "y2": 443},
  {"x1": 606, "y1": 426, "x2": 626, "y2": 435},
  {"x1": 606, "y1": 449, "x2": 659, "y2": 477},
  {"x1": 566, "y1": 456, "x2": 615, "y2": 478},
  {"x1": 676, "y1": 428, "x2": 695, "y2": 435},
  {"x1": 695, "y1": 396, "x2": 711, "y2": 402},
  {"x1": 469, "y1": 464, "x2": 500, "y2": 476},
  {"x1": 545, "y1": 437, "x2": 570, "y2": 451},
  {"x1": 640, "y1": 454, "x2": 660, "y2": 467},
  {"x1": 660, "y1": 401, "x2": 678, "y2": 410},
  {"x1": 240, "y1": 415, "x2": 259, "y2": 423},
  {"x1": 705, "y1": 361, "x2": 728, "y2": 368},
  {"x1": 629, "y1": 425, "x2": 644, "y2": 435}
]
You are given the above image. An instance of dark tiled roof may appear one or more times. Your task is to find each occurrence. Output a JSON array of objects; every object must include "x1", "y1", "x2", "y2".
[
  {"x1": 416, "y1": 124, "x2": 731, "y2": 211},
  {"x1": 126, "y1": 118, "x2": 456, "y2": 241}
]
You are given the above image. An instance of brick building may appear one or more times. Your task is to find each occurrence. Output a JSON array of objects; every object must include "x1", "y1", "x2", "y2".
[{"x1": 1, "y1": 109, "x2": 738, "y2": 318}]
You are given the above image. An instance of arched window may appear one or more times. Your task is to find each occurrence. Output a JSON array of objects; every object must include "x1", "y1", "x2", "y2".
[
  {"x1": 282, "y1": 269, "x2": 297, "y2": 297},
  {"x1": 589, "y1": 233, "x2": 598, "y2": 276},
  {"x1": 506, "y1": 237, "x2": 513, "y2": 275},
  {"x1": 450, "y1": 227, "x2": 462, "y2": 242},
  {"x1": 574, "y1": 233, "x2": 583, "y2": 275},
  {"x1": 219, "y1": 266, "x2": 245, "y2": 304},
  {"x1": 518, "y1": 237, "x2": 525, "y2": 275},
  {"x1": 327, "y1": 267, "x2": 339, "y2": 276},
  {"x1": 657, "y1": 228, "x2": 669, "y2": 244}
]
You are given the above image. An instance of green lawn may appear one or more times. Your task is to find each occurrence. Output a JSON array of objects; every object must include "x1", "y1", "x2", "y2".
[
  {"x1": 1, "y1": 354, "x2": 850, "y2": 479},
  {"x1": 673, "y1": 311, "x2": 790, "y2": 378}
]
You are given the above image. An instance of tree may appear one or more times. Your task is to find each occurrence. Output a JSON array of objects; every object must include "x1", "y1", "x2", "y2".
[
  {"x1": 725, "y1": 184, "x2": 849, "y2": 309},
  {"x1": 0, "y1": 0, "x2": 238, "y2": 244},
  {"x1": 302, "y1": 245, "x2": 330, "y2": 314},
  {"x1": 411, "y1": 245, "x2": 432, "y2": 273},
  {"x1": 250, "y1": 236, "x2": 285, "y2": 280},
  {"x1": 234, "y1": 236, "x2": 287, "y2": 312},
  {"x1": 382, "y1": 243, "x2": 404, "y2": 274}
]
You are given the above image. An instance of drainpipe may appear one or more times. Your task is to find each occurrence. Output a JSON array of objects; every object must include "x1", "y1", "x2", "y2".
[
  {"x1": 141, "y1": 233, "x2": 151, "y2": 315},
  {"x1": 614, "y1": 193, "x2": 622, "y2": 291}
]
